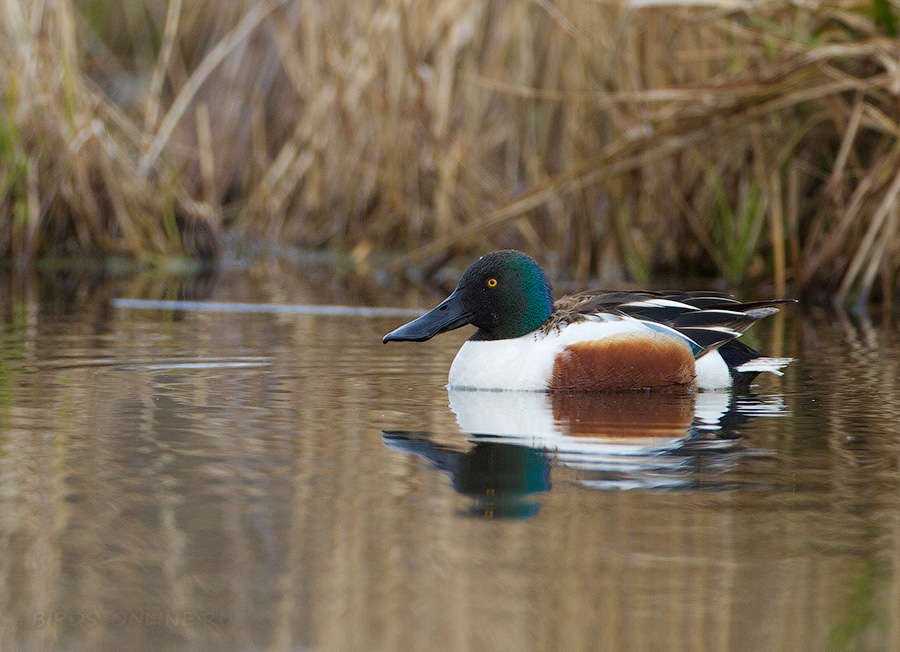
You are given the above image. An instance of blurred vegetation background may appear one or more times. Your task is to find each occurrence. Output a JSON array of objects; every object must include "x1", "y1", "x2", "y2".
[{"x1": 1, "y1": 0, "x2": 899, "y2": 301}]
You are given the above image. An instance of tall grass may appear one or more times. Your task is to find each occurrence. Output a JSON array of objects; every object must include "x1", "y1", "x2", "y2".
[
  {"x1": 2, "y1": 0, "x2": 900, "y2": 301},
  {"x1": 0, "y1": 0, "x2": 219, "y2": 261}
]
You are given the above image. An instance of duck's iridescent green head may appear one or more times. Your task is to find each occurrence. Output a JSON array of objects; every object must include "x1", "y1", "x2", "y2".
[{"x1": 383, "y1": 250, "x2": 554, "y2": 343}]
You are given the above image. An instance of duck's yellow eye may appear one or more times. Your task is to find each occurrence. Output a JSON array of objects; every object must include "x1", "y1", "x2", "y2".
[{"x1": 487, "y1": 278, "x2": 498, "y2": 287}]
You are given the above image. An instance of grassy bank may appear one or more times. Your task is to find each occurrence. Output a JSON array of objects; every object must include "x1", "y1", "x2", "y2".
[{"x1": 2, "y1": 0, "x2": 899, "y2": 301}]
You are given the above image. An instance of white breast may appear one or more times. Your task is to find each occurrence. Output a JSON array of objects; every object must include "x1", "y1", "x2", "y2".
[{"x1": 448, "y1": 334, "x2": 553, "y2": 391}]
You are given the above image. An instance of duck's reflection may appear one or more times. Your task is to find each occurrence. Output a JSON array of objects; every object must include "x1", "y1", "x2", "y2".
[
  {"x1": 382, "y1": 434, "x2": 550, "y2": 518},
  {"x1": 384, "y1": 389, "x2": 786, "y2": 517}
]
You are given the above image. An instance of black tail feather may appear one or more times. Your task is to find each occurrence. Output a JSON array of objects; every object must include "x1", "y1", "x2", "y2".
[{"x1": 717, "y1": 340, "x2": 765, "y2": 386}]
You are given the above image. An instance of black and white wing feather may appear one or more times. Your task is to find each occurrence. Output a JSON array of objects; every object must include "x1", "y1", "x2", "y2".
[{"x1": 548, "y1": 290, "x2": 794, "y2": 359}]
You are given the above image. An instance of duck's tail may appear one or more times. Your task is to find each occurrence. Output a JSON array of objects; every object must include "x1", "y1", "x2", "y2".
[{"x1": 718, "y1": 339, "x2": 793, "y2": 386}]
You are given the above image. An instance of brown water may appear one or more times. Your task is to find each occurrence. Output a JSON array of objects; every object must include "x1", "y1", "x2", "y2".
[{"x1": 1, "y1": 260, "x2": 899, "y2": 652}]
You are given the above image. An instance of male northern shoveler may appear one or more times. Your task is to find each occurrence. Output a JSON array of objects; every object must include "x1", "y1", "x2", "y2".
[{"x1": 383, "y1": 250, "x2": 793, "y2": 391}]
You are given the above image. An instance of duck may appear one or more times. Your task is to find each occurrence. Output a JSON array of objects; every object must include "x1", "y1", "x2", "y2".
[{"x1": 383, "y1": 250, "x2": 793, "y2": 391}]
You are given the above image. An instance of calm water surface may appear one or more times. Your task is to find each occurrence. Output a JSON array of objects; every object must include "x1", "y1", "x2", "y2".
[{"x1": 1, "y1": 261, "x2": 899, "y2": 652}]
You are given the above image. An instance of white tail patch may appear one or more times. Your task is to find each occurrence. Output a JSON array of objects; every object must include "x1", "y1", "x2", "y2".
[{"x1": 735, "y1": 357, "x2": 793, "y2": 376}]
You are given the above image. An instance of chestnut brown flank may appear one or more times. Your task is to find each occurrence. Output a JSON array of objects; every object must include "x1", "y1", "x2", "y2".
[{"x1": 550, "y1": 333, "x2": 696, "y2": 391}]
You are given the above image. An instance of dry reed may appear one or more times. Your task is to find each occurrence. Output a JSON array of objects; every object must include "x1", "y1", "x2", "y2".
[
  {"x1": 3, "y1": 0, "x2": 900, "y2": 301},
  {"x1": 0, "y1": 0, "x2": 219, "y2": 261}
]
